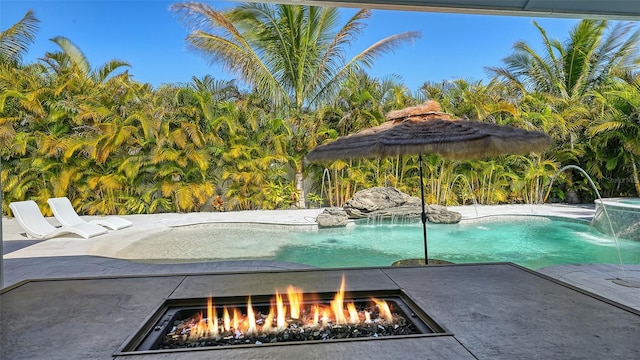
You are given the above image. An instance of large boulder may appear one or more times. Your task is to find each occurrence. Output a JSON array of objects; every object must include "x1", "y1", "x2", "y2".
[
  {"x1": 426, "y1": 204, "x2": 462, "y2": 224},
  {"x1": 316, "y1": 208, "x2": 349, "y2": 228},
  {"x1": 343, "y1": 187, "x2": 421, "y2": 219},
  {"x1": 342, "y1": 187, "x2": 461, "y2": 224}
]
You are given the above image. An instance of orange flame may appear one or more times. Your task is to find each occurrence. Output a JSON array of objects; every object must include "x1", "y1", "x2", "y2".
[
  {"x1": 187, "y1": 312, "x2": 205, "y2": 340},
  {"x1": 321, "y1": 307, "x2": 330, "y2": 328},
  {"x1": 373, "y1": 297, "x2": 394, "y2": 323},
  {"x1": 179, "y1": 275, "x2": 401, "y2": 340},
  {"x1": 347, "y1": 302, "x2": 359, "y2": 324},
  {"x1": 232, "y1": 308, "x2": 240, "y2": 332},
  {"x1": 330, "y1": 275, "x2": 348, "y2": 324},
  {"x1": 311, "y1": 304, "x2": 320, "y2": 327},
  {"x1": 275, "y1": 290, "x2": 286, "y2": 330},
  {"x1": 263, "y1": 306, "x2": 274, "y2": 333},
  {"x1": 246, "y1": 297, "x2": 256, "y2": 335},
  {"x1": 287, "y1": 285, "x2": 303, "y2": 319},
  {"x1": 207, "y1": 297, "x2": 218, "y2": 337},
  {"x1": 223, "y1": 306, "x2": 230, "y2": 332}
]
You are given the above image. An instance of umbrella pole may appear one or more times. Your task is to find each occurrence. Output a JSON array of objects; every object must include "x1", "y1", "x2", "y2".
[{"x1": 418, "y1": 154, "x2": 428, "y2": 264}]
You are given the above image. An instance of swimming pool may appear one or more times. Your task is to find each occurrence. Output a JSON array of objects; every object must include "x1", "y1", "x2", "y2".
[{"x1": 121, "y1": 216, "x2": 640, "y2": 270}]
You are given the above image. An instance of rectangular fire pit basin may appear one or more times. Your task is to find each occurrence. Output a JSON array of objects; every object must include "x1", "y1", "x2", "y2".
[{"x1": 118, "y1": 289, "x2": 450, "y2": 355}]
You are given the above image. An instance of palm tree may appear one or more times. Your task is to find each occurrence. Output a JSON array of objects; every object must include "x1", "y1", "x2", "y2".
[
  {"x1": 220, "y1": 103, "x2": 290, "y2": 210},
  {"x1": 1, "y1": 11, "x2": 44, "y2": 161},
  {"x1": 40, "y1": 36, "x2": 130, "y2": 93},
  {"x1": 327, "y1": 70, "x2": 386, "y2": 136},
  {"x1": 589, "y1": 76, "x2": 640, "y2": 196},
  {"x1": 487, "y1": 20, "x2": 639, "y2": 100},
  {"x1": 0, "y1": 10, "x2": 39, "y2": 65},
  {"x1": 171, "y1": 2, "x2": 420, "y2": 207},
  {"x1": 379, "y1": 74, "x2": 418, "y2": 112},
  {"x1": 488, "y1": 19, "x2": 640, "y2": 197},
  {"x1": 487, "y1": 20, "x2": 639, "y2": 153}
]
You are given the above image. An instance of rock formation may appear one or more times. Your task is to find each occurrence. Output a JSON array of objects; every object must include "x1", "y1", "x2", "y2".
[
  {"x1": 315, "y1": 208, "x2": 349, "y2": 228},
  {"x1": 425, "y1": 204, "x2": 462, "y2": 224},
  {"x1": 316, "y1": 187, "x2": 461, "y2": 227}
]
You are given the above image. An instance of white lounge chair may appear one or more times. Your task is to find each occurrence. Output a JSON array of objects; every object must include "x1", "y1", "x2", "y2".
[
  {"x1": 9, "y1": 200, "x2": 108, "y2": 239},
  {"x1": 47, "y1": 197, "x2": 133, "y2": 231}
]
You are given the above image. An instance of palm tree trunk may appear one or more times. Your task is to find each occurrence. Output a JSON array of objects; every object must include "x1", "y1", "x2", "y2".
[
  {"x1": 334, "y1": 168, "x2": 339, "y2": 207},
  {"x1": 632, "y1": 158, "x2": 640, "y2": 197},
  {"x1": 295, "y1": 163, "x2": 306, "y2": 209},
  {"x1": 395, "y1": 155, "x2": 400, "y2": 188}
]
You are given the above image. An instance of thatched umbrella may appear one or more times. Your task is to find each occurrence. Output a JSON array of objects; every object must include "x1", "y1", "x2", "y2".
[{"x1": 306, "y1": 101, "x2": 552, "y2": 264}]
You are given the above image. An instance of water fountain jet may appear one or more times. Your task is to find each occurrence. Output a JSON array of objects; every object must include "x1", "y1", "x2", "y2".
[{"x1": 545, "y1": 165, "x2": 640, "y2": 288}]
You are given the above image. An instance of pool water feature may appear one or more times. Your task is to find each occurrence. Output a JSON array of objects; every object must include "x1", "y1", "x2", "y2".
[
  {"x1": 545, "y1": 164, "x2": 631, "y2": 283},
  {"x1": 592, "y1": 198, "x2": 640, "y2": 241},
  {"x1": 126, "y1": 217, "x2": 640, "y2": 270}
]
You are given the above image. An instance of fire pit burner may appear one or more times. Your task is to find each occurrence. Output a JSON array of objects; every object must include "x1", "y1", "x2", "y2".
[
  {"x1": 123, "y1": 291, "x2": 450, "y2": 353},
  {"x1": 118, "y1": 278, "x2": 449, "y2": 355}
]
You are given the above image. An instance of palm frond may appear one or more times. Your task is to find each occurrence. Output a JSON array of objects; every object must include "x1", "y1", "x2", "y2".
[
  {"x1": 94, "y1": 59, "x2": 130, "y2": 83},
  {"x1": 49, "y1": 36, "x2": 91, "y2": 77},
  {"x1": 172, "y1": 2, "x2": 286, "y2": 105},
  {"x1": 0, "y1": 10, "x2": 40, "y2": 64},
  {"x1": 315, "y1": 31, "x2": 420, "y2": 106}
]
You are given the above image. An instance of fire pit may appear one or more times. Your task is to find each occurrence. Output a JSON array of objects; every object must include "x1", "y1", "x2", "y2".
[{"x1": 119, "y1": 276, "x2": 449, "y2": 354}]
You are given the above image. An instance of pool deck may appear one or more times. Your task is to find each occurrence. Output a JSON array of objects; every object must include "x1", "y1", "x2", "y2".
[
  {"x1": 3, "y1": 264, "x2": 640, "y2": 360},
  {"x1": 2, "y1": 204, "x2": 639, "y2": 311}
]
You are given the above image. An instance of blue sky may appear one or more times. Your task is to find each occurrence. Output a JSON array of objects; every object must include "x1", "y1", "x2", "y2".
[{"x1": 1, "y1": 1, "x2": 585, "y2": 91}]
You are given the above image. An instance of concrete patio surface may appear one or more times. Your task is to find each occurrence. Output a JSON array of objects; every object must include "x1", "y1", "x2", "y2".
[{"x1": 1, "y1": 264, "x2": 639, "y2": 360}]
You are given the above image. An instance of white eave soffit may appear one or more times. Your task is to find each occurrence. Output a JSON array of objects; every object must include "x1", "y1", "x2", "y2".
[{"x1": 254, "y1": 0, "x2": 640, "y2": 20}]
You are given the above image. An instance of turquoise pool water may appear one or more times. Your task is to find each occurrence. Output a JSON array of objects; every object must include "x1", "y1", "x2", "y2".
[
  {"x1": 619, "y1": 198, "x2": 640, "y2": 205},
  {"x1": 272, "y1": 217, "x2": 640, "y2": 269},
  {"x1": 129, "y1": 216, "x2": 640, "y2": 269}
]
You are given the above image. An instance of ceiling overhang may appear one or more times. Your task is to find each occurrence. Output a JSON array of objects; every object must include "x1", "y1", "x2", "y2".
[{"x1": 256, "y1": 0, "x2": 640, "y2": 20}]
